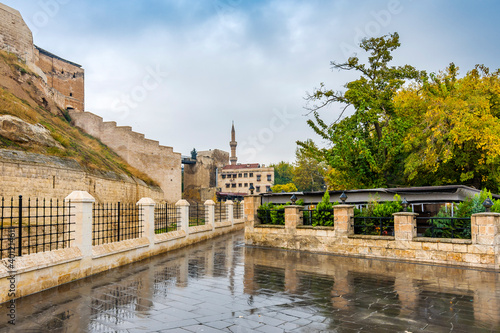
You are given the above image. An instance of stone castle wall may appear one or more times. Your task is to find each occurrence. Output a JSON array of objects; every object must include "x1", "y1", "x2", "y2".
[
  {"x1": 35, "y1": 47, "x2": 85, "y2": 111},
  {"x1": 69, "y1": 111, "x2": 182, "y2": 203},
  {"x1": 184, "y1": 149, "x2": 229, "y2": 191},
  {"x1": 0, "y1": 2, "x2": 84, "y2": 111},
  {"x1": 0, "y1": 149, "x2": 164, "y2": 202}
]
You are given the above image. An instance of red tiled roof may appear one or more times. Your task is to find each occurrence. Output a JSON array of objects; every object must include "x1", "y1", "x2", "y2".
[{"x1": 222, "y1": 163, "x2": 260, "y2": 170}]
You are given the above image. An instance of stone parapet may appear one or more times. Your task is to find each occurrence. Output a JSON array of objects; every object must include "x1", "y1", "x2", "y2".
[
  {"x1": 0, "y1": 191, "x2": 245, "y2": 304},
  {"x1": 245, "y1": 200, "x2": 500, "y2": 270}
]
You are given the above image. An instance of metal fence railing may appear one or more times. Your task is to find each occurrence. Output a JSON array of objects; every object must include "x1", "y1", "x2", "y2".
[
  {"x1": 0, "y1": 196, "x2": 74, "y2": 259},
  {"x1": 215, "y1": 202, "x2": 227, "y2": 222},
  {"x1": 234, "y1": 202, "x2": 243, "y2": 220},
  {"x1": 302, "y1": 208, "x2": 334, "y2": 227},
  {"x1": 257, "y1": 208, "x2": 285, "y2": 225},
  {"x1": 189, "y1": 203, "x2": 205, "y2": 226},
  {"x1": 353, "y1": 216, "x2": 394, "y2": 236},
  {"x1": 154, "y1": 203, "x2": 178, "y2": 234},
  {"x1": 416, "y1": 217, "x2": 471, "y2": 239},
  {"x1": 93, "y1": 202, "x2": 142, "y2": 245}
]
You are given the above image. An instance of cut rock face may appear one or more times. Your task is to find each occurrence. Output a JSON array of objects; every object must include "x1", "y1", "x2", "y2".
[{"x1": 0, "y1": 114, "x2": 61, "y2": 148}]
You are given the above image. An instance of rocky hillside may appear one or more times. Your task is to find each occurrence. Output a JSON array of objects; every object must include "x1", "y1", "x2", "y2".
[{"x1": 0, "y1": 50, "x2": 157, "y2": 186}]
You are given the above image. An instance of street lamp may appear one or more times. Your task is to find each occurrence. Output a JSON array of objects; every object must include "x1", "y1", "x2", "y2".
[
  {"x1": 340, "y1": 191, "x2": 347, "y2": 204},
  {"x1": 483, "y1": 198, "x2": 494, "y2": 212},
  {"x1": 291, "y1": 194, "x2": 297, "y2": 205},
  {"x1": 249, "y1": 184, "x2": 255, "y2": 195}
]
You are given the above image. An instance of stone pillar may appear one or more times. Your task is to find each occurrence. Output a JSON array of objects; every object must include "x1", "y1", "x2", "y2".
[
  {"x1": 333, "y1": 205, "x2": 354, "y2": 237},
  {"x1": 239, "y1": 200, "x2": 245, "y2": 220},
  {"x1": 225, "y1": 200, "x2": 234, "y2": 226},
  {"x1": 244, "y1": 195, "x2": 262, "y2": 234},
  {"x1": 285, "y1": 205, "x2": 302, "y2": 235},
  {"x1": 205, "y1": 200, "x2": 215, "y2": 231},
  {"x1": 393, "y1": 212, "x2": 418, "y2": 241},
  {"x1": 65, "y1": 191, "x2": 95, "y2": 258},
  {"x1": 471, "y1": 212, "x2": 500, "y2": 246},
  {"x1": 176, "y1": 200, "x2": 190, "y2": 235},
  {"x1": 137, "y1": 198, "x2": 155, "y2": 247}
]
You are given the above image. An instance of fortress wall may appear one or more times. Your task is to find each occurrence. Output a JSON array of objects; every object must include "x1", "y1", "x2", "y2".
[
  {"x1": 0, "y1": 149, "x2": 164, "y2": 202},
  {"x1": 35, "y1": 48, "x2": 85, "y2": 111},
  {"x1": 70, "y1": 111, "x2": 182, "y2": 203},
  {"x1": 0, "y1": 3, "x2": 34, "y2": 64}
]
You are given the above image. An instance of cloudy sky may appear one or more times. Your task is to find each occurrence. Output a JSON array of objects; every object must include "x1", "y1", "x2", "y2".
[{"x1": 3, "y1": 0, "x2": 500, "y2": 165}]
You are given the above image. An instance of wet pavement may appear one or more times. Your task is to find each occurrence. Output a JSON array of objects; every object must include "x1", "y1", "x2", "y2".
[{"x1": 0, "y1": 230, "x2": 499, "y2": 332}]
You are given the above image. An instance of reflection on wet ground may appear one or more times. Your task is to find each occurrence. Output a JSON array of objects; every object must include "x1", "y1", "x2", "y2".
[{"x1": 0, "y1": 230, "x2": 499, "y2": 332}]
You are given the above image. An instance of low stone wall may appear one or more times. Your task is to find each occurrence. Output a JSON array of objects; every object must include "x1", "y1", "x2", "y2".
[
  {"x1": 0, "y1": 193, "x2": 245, "y2": 304},
  {"x1": 0, "y1": 149, "x2": 163, "y2": 202},
  {"x1": 244, "y1": 196, "x2": 500, "y2": 270}
]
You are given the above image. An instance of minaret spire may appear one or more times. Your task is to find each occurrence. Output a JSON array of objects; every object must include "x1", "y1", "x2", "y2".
[{"x1": 230, "y1": 121, "x2": 237, "y2": 165}]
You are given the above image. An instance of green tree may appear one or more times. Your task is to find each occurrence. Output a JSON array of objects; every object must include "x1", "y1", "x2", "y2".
[
  {"x1": 292, "y1": 141, "x2": 326, "y2": 191},
  {"x1": 395, "y1": 64, "x2": 500, "y2": 191},
  {"x1": 270, "y1": 161, "x2": 294, "y2": 185},
  {"x1": 298, "y1": 32, "x2": 425, "y2": 189}
]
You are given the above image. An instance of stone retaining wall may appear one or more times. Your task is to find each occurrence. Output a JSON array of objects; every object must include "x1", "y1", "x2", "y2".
[
  {"x1": 0, "y1": 193, "x2": 245, "y2": 303},
  {"x1": 244, "y1": 195, "x2": 500, "y2": 270}
]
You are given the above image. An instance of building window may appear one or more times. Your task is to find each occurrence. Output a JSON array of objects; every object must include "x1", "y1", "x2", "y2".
[
  {"x1": 250, "y1": 183, "x2": 253, "y2": 188},
  {"x1": 249, "y1": 173, "x2": 254, "y2": 177},
  {"x1": 266, "y1": 185, "x2": 271, "y2": 192},
  {"x1": 73, "y1": 73, "x2": 76, "y2": 78},
  {"x1": 267, "y1": 174, "x2": 272, "y2": 181},
  {"x1": 244, "y1": 183, "x2": 248, "y2": 187},
  {"x1": 244, "y1": 173, "x2": 248, "y2": 178},
  {"x1": 222, "y1": 175, "x2": 226, "y2": 179},
  {"x1": 232, "y1": 183, "x2": 236, "y2": 188},
  {"x1": 239, "y1": 183, "x2": 242, "y2": 187},
  {"x1": 233, "y1": 174, "x2": 237, "y2": 178},
  {"x1": 69, "y1": 92, "x2": 73, "y2": 97},
  {"x1": 225, "y1": 184, "x2": 230, "y2": 188},
  {"x1": 256, "y1": 175, "x2": 261, "y2": 181},
  {"x1": 238, "y1": 173, "x2": 242, "y2": 178},
  {"x1": 256, "y1": 186, "x2": 261, "y2": 193}
]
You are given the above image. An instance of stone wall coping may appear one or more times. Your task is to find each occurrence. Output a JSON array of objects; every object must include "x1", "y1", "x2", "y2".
[
  {"x1": 65, "y1": 191, "x2": 95, "y2": 202},
  {"x1": 189, "y1": 224, "x2": 212, "y2": 234},
  {"x1": 334, "y1": 204, "x2": 355, "y2": 208},
  {"x1": 0, "y1": 247, "x2": 83, "y2": 277},
  {"x1": 92, "y1": 238, "x2": 149, "y2": 259},
  {"x1": 234, "y1": 219, "x2": 245, "y2": 224},
  {"x1": 204, "y1": 200, "x2": 215, "y2": 206},
  {"x1": 154, "y1": 230, "x2": 187, "y2": 244},
  {"x1": 472, "y1": 212, "x2": 500, "y2": 217},
  {"x1": 137, "y1": 197, "x2": 156, "y2": 206},
  {"x1": 349, "y1": 235, "x2": 395, "y2": 241},
  {"x1": 215, "y1": 221, "x2": 232, "y2": 229},
  {"x1": 254, "y1": 224, "x2": 285, "y2": 229},
  {"x1": 413, "y1": 237, "x2": 472, "y2": 244},
  {"x1": 225, "y1": 200, "x2": 234, "y2": 205},
  {"x1": 297, "y1": 226, "x2": 335, "y2": 231},
  {"x1": 175, "y1": 199, "x2": 190, "y2": 207},
  {"x1": 393, "y1": 212, "x2": 419, "y2": 216}
]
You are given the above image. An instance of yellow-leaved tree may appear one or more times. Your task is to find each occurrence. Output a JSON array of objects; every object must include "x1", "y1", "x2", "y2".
[{"x1": 395, "y1": 64, "x2": 500, "y2": 190}]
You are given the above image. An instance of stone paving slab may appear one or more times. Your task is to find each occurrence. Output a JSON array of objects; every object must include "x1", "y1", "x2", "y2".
[{"x1": 0, "y1": 231, "x2": 499, "y2": 332}]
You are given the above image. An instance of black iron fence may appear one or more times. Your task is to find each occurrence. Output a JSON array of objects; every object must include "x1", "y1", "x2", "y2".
[
  {"x1": 257, "y1": 208, "x2": 285, "y2": 225},
  {"x1": 234, "y1": 202, "x2": 243, "y2": 220},
  {"x1": 189, "y1": 203, "x2": 205, "y2": 226},
  {"x1": 215, "y1": 202, "x2": 227, "y2": 222},
  {"x1": 353, "y1": 216, "x2": 394, "y2": 236},
  {"x1": 302, "y1": 208, "x2": 334, "y2": 227},
  {"x1": 154, "y1": 203, "x2": 178, "y2": 234},
  {"x1": 0, "y1": 196, "x2": 74, "y2": 259},
  {"x1": 93, "y1": 202, "x2": 142, "y2": 245},
  {"x1": 416, "y1": 217, "x2": 471, "y2": 239}
]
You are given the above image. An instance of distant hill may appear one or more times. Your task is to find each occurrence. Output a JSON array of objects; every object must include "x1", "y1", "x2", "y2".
[{"x1": 0, "y1": 50, "x2": 157, "y2": 186}]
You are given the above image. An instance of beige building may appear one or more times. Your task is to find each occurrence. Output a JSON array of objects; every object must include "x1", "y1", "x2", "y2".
[{"x1": 217, "y1": 123, "x2": 274, "y2": 198}]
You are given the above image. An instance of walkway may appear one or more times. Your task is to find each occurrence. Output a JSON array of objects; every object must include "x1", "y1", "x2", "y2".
[{"x1": 0, "y1": 231, "x2": 499, "y2": 332}]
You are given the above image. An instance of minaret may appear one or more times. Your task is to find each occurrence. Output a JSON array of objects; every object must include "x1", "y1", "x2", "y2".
[{"x1": 230, "y1": 122, "x2": 237, "y2": 165}]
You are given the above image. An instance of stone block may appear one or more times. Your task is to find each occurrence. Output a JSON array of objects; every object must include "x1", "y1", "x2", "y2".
[
  {"x1": 464, "y1": 253, "x2": 481, "y2": 264},
  {"x1": 422, "y1": 242, "x2": 438, "y2": 251},
  {"x1": 437, "y1": 243, "x2": 454, "y2": 252}
]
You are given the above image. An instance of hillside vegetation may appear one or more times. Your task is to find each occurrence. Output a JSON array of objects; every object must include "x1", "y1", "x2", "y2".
[{"x1": 0, "y1": 50, "x2": 157, "y2": 186}]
